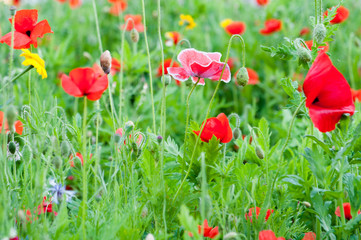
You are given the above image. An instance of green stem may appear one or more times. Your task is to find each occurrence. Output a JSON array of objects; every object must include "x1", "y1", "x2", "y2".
[
  {"x1": 182, "y1": 77, "x2": 200, "y2": 159},
  {"x1": 141, "y1": 0, "x2": 156, "y2": 133},
  {"x1": 338, "y1": 160, "x2": 346, "y2": 226},
  {"x1": 81, "y1": 97, "x2": 88, "y2": 239},
  {"x1": 91, "y1": 0, "x2": 103, "y2": 53},
  {"x1": 1, "y1": 66, "x2": 34, "y2": 92},
  {"x1": 173, "y1": 34, "x2": 246, "y2": 202}
]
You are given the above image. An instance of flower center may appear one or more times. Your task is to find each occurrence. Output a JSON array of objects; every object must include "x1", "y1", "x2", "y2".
[{"x1": 26, "y1": 31, "x2": 31, "y2": 37}]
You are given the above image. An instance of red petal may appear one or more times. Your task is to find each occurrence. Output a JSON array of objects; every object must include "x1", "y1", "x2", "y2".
[
  {"x1": 208, "y1": 64, "x2": 231, "y2": 83},
  {"x1": 225, "y1": 21, "x2": 246, "y2": 35},
  {"x1": 13, "y1": 9, "x2": 38, "y2": 33},
  {"x1": 177, "y1": 48, "x2": 212, "y2": 73},
  {"x1": 193, "y1": 117, "x2": 224, "y2": 142},
  {"x1": 302, "y1": 232, "x2": 316, "y2": 240},
  {"x1": 15, "y1": 121, "x2": 23, "y2": 135},
  {"x1": 216, "y1": 113, "x2": 232, "y2": 143},
  {"x1": 61, "y1": 74, "x2": 84, "y2": 97},
  {"x1": 247, "y1": 68, "x2": 260, "y2": 85},
  {"x1": 206, "y1": 52, "x2": 222, "y2": 61},
  {"x1": 259, "y1": 230, "x2": 277, "y2": 240},
  {"x1": 69, "y1": 68, "x2": 97, "y2": 94},
  {"x1": 167, "y1": 67, "x2": 190, "y2": 82},
  {"x1": 30, "y1": 20, "x2": 53, "y2": 48},
  {"x1": 0, "y1": 32, "x2": 31, "y2": 49},
  {"x1": 70, "y1": 0, "x2": 82, "y2": 8},
  {"x1": 190, "y1": 61, "x2": 225, "y2": 79}
]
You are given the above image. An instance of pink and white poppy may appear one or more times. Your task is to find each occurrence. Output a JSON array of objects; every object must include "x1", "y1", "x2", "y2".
[{"x1": 167, "y1": 48, "x2": 231, "y2": 85}]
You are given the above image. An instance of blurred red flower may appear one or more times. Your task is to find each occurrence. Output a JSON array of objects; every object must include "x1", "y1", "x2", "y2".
[
  {"x1": 260, "y1": 19, "x2": 282, "y2": 35},
  {"x1": 70, "y1": 152, "x2": 84, "y2": 167},
  {"x1": 167, "y1": 48, "x2": 231, "y2": 85},
  {"x1": 305, "y1": 40, "x2": 329, "y2": 52},
  {"x1": 234, "y1": 68, "x2": 259, "y2": 85},
  {"x1": 108, "y1": 0, "x2": 127, "y2": 16},
  {"x1": 324, "y1": 6, "x2": 349, "y2": 24},
  {"x1": 335, "y1": 203, "x2": 361, "y2": 220},
  {"x1": 61, "y1": 67, "x2": 109, "y2": 101},
  {"x1": 193, "y1": 113, "x2": 233, "y2": 143},
  {"x1": 351, "y1": 89, "x2": 361, "y2": 102},
  {"x1": 122, "y1": 15, "x2": 144, "y2": 32},
  {"x1": 165, "y1": 31, "x2": 181, "y2": 46},
  {"x1": 256, "y1": 0, "x2": 269, "y2": 6},
  {"x1": 223, "y1": 21, "x2": 246, "y2": 35},
  {"x1": 37, "y1": 197, "x2": 57, "y2": 216},
  {"x1": 56, "y1": 0, "x2": 82, "y2": 8},
  {"x1": 245, "y1": 207, "x2": 274, "y2": 222},
  {"x1": 300, "y1": 27, "x2": 310, "y2": 36},
  {"x1": 93, "y1": 58, "x2": 121, "y2": 77},
  {"x1": 0, "y1": 111, "x2": 23, "y2": 135},
  {"x1": 303, "y1": 52, "x2": 355, "y2": 132},
  {"x1": 302, "y1": 232, "x2": 316, "y2": 240},
  {"x1": 0, "y1": 9, "x2": 53, "y2": 49},
  {"x1": 188, "y1": 219, "x2": 219, "y2": 239},
  {"x1": 157, "y1": 59, "x2": 179, "y2": 77},
  {"x1": 259, "y1": 230, "x2": 285, "y2": 240}
]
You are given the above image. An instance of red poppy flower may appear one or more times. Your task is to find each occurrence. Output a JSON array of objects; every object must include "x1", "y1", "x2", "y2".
[
  {"x1": 305, "y1": 40, "x2": 329, "y2": 52},
  {"x1": 37, "y1": 197, "x2": 58, "y2": 216},
  {"x1": 193, "y1": 113, "x2": 232, "y2": 143},
  {"x1": 188, "y1": 219, "x2": 219, "y2": 239},
  {"x1": 351, "y1": 89, "x2": 361, "y2": 102},
  {"x1": 157, "y1": 59, "x2": 179, "y2": 77},
  {"x1": 121, "y1": 15, "x2": 144, "y2": 32},
  {"x1": 165, "y1": 31, "x2": 181, "y2": 46},
  {"x1": 13, "y1": 0, "x2": 21, "y2": 6},
  {"x1": 303, "y1": 52, "x2": 355, "y2": 132},
  {"x1": 260, "y1": 19, "x2": 282, "y2": 35},
  {"x1": 70, "y1": 152, "x2": 84, "y2": 167},
  {"x1": 259, "y1": 230, "x2": 285, "y2": 240},
  {"x1": 245, "y1": 207, "x2": 274, "y2": 222},
  {"x1": 0, "y1": 111, "x2": 23, "y2": 135},
  {"x1": 111, "y1": 58, "x2": 121, "y2": 75},
  {"x1": 234, "y1": 68, "x2": 259, "y2": 85},
  {"x1": 108, "y1": 0, "x2": 127, "y2": 16},
  {"x1": 223, "y1": 21, "x2": 246, "y2": 35},
  {"x1": 256, "y1": 0, "x2": 269, "y2": 6},
  {"x1": 324, "y1": 6, "x2": 349, "y2": 24},
  {"x1": 0, "y1": 9, "x2": 53, "y2": 49},
  {"x1": 10, "y1": 236, "x2": 19, "y2": 240},
  {"x1": 167, "y1": 48, "x2": 231, "y2": 85},
  {"x1": 61, "y1": 67, "x2": 109, "y2": 101},
  {"x1": 300, "y1": 27, "x2": 310, "y2": 36},
  {"x1": 56, "y1": 0, "x2": 81, "y2": 8},
  {"x1": 335, "y1": 203, "x2": 361, "y2": 220},
  {"x1": 302, "y1": 232, "x2": 316, "y2": 240}
]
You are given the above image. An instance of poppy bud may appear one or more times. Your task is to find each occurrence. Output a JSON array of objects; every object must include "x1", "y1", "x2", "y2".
[
  {"x1": 164, "y1": 75, "x2": 172, "y2": 86},
  {"x1": 301, "y1": 201, "x2": 311, "y2": 208},
  {"x1": 60, "y1": 140, "x2": 71, "y2": 157},
  {"x1": 130, "y1": 28, "x2": 139, "y2": 43},
  {"x1": 235, "y1": 67, "x2": 249, "y2": 87},
  {"x1": 10, "y1": 6, "x2": 16, "y2": 17},
  {"x1": 157, "y1": 135, "x2": 163, "y2": 144},
  {"x1": 255, "y1": 146, "x2": 264, "y2": 159},
  {"x1": 6, "y1": 105, "x2": 17, "y2": 129},
  {"x1": 8, "y1": 141, "x2": 17, "y2": 155},
  {"x1": 224, "y1": 232, "x2": 238, "y2": 239},
  {"x1": 233, "y1": 128, "x2": 241, "y2": 140},
  {"x1": 22, "y1": 144, "x2": 32, "y2": 162},
  {"x1": 100, "y1": 50, "x2": 112, "y2": 75},
  {"x1": 313, "y1": 24, "x2": 326, "y2": 45},
  {"x1": 94, "y1": 115, "x2": 103, "y2": 127},
  {"x1": 145, "y1": 234, "x2": 155, "y2": 240},
  {"x1": 52, "y1": 156, "x2": 62, "y2": 169},
  {"x1": 124, "y1": 121, "x2": 135, "y2": 135},
  {"x1": 297, "y1": 47, "x2": 312, "y2": 63}
]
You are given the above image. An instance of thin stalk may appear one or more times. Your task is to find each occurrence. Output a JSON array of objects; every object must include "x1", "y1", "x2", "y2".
[
  {"x1": 183, "y1": 77, "x2": 200, "y2": 158},
  {"x1": 91, "y1": 0, "x2": 103, "y2": 53},
  {"x1": 338, "y1": 160, "x2": 346, "y2": 226},
  {"x1": 348, "y1": 33, "x2": 355, "y2": 88},
  {"x1": 173, "y1": 34, "x2": 246, "y2": 202},
  {"x1": 0, "y1": 66, "x2": 34, "y2": 92},
  {"x1": 141, "y1": 0, "x2": 156, "y2": 133},
  {"x1": 81, "y1": 97, "x2": 88, "y2": 239}
]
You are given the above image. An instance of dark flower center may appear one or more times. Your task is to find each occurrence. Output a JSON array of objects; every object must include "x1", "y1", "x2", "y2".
[
  {"x1": 312, "y1": 97, "x2": 319, "y2": 104},
  {"x1": 26, "y1": 31, "x2": 31, "y2": 37}
]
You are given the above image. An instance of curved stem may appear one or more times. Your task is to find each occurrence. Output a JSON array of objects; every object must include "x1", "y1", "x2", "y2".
[
  {"x1": 141, "y1": 0, "x2": 156, "y2": 133},
  {"x1": 173, "y1": 34, "x2": 246, "y2": 202}
]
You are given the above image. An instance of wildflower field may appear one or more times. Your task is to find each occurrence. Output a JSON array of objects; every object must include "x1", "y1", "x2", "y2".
[{"x1": 1, "y1": 0, "x2": 361, "y2": 239}]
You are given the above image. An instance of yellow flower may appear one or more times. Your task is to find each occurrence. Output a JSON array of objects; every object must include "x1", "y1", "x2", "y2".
[
  {"x1": 179, "y1": 14, "x2": 196, "y2": 30},
  {"x1": 220, "y1": 19, "x2": 233, "y2": 28},
  {"x1": 20, "y1": 49, "x2": 47, "y2": 79}
]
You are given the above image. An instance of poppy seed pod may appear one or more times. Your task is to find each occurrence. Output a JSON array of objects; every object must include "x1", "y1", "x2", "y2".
[
  {"x1": 164, "y1": 75, "x2": 172, "y2": 86},
  {"x1": 10, "y1": 6, "x2": 16, "y2": 16},
  {"x1": 6, "y1": 105, "x2": 17, "y2": 128},
  {"x1": 130, "y1": 28, "x2": 139, "y2": 43},
  {"x1": 8, "y1": 141, "x2": 17, "y2": 155},
  {"x1": 297, "y1": 47, "x2": 312, "y2": 63},
  {"x1": 100, "y1": 50, "x2": 112, "y2": 74},
  {"x1": 255, "y1": 146, "x2": 264, "y2": 159},
  {"x1": 313, "y1": 24, "x2": 326, "y2": 44},
  {"x1": 124, "y1": 121, "x2": 135, "y2": 135},
  {"x1": 22, "y1": 144, "x2": 32, "y2": 162},
  {"x1": 233, "y1": 128, "x2": 241, "y2": 140},
  {"x1": 60, "y1": 141, "x2": 71, "y2": 157},
  {"x1": 236, "y1": 67, "x2": 249, "y2": 87}
]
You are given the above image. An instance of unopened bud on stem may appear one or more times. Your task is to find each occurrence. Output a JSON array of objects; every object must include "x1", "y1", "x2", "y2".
[
  {"x1": 236, "y1": 67, "x2": 249, "y2": 87},
  {"x1": 313, "y1": 24, "x2": 326, "y2": 45},
  {"x1": 100, "y1": 50, "x2": 112, "y2": 75},
  {"x1": 130, "y1": 28, "x2": 139, "y2": 43}
]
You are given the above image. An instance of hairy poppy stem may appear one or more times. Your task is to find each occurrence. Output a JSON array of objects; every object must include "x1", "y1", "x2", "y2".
[
  {"x1": 173, "y1": 34, "x2": 245, "y2": 203},
  {"x1": 1, "y1": 66, "x2": 34, "y2": 93},
  {"x1": 141, "y1": 0, "x2": 157, "y2": 134},
  {"x1": 91, "y1": 0, "x2": 103, "y2": 53},
  {"x1": 81, "y1": 97, "x2": 88, "y2": 239}
]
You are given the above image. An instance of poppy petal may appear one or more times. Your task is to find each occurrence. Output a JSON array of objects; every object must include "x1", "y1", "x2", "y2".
[
  {"x1": 87, "y1": 75, "x2": 109, "y2": 95},
  {"x1": 0, "y1": 32, "x2": 32, "y2": 49},
  {"x1": 61, "y1": 74, "x2": 83, "y2": 97},
  {"x1": 14, "y1": 120, "x2": 23, "y2": 135},
  {"x1": 189, "y1": 61, "x2": 225, "y2": 79},
  {"x1": 30, "y1": 20, "x2": 53, "y2": 48},
  {"x1": 69, "y1": 68, "x2": 96, "y2": 93},
  {"x1": 177, "y1": 48, "x2": 212, "y2": 73},
  {"x1": 167, "y1": 67, "x2": 190, "y2": 81},
  {"x1": 13, "y1": 9, "x2": 38, "y2": 33},
  {"x1": 216, "y1": 113, "x2": 232, "y2": 143}
]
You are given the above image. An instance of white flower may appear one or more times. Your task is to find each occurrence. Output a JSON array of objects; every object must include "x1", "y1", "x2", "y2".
[{"x1": 7, "y1": 141, "x2": 21, "y2": 161}]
